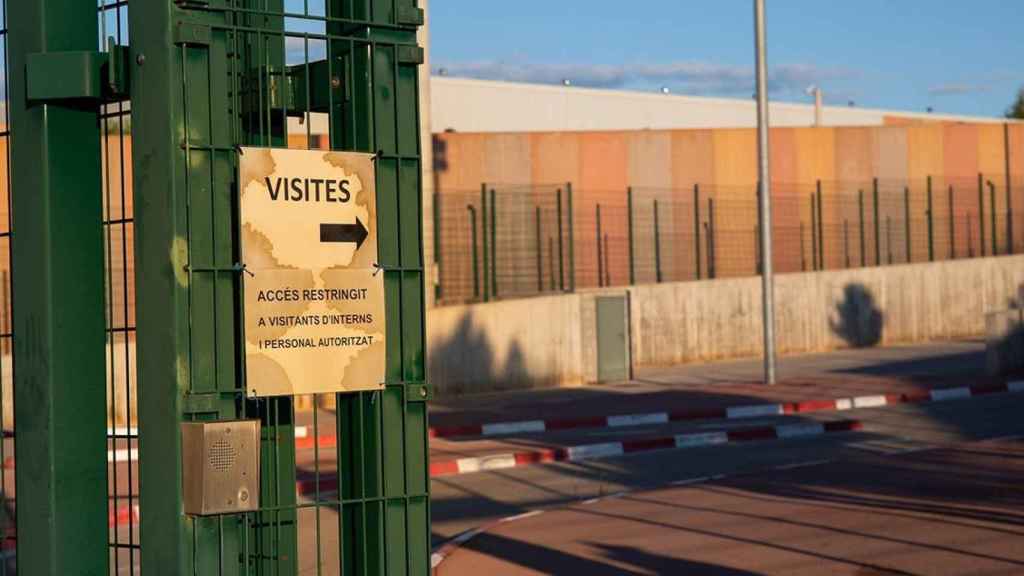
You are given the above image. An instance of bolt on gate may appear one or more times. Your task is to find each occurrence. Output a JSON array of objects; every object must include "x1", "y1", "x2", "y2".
[{"x1": 6, "y1": 0, "x2": 430, "y2": 574}]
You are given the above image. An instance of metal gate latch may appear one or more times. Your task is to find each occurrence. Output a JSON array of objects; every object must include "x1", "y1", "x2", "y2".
[{"x1": 25, "y1": 39, "x2": 129, "y2": 103}]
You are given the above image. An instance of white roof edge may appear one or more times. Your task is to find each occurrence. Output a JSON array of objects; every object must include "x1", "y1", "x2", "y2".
[{"x1": 431, "y1": 76, "x2": 1022, "y2": 126}]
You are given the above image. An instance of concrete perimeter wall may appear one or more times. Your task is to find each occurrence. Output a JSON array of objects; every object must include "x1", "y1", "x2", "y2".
[{"x1": 428, "y1": 255, "x2": 1024, "y2": 395}]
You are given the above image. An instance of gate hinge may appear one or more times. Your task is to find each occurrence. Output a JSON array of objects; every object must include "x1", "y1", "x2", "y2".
[
  {"x1": 397, "y1": 5, "x2": 425, "y2": 26},
  {"x1": 397, "y1": 45, "x2": 424, "y2": 66},
  {"x1": 405, "y1": 384, "x2": 432, "y2": 402},
  {"x1": 25, "y1": 40, "x2": 130, "y2": 103}
]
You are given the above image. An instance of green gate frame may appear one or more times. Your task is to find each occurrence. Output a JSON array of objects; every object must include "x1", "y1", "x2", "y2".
[{"x1": 131, "y1": 1, "x2": 429, "y2": 574}]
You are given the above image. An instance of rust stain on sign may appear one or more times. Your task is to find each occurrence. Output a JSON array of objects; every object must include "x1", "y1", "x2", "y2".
[{"x1": 240, "y1": 147, "x2": 385, "y2": 397}]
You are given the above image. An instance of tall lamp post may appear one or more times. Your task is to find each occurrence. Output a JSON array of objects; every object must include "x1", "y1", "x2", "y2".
[{"x1": 755, "y1": 0, "x2": 777, "y2": 384}]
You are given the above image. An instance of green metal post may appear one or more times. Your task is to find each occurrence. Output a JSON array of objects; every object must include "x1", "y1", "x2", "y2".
[
  {"x1": 707, "y1": 197, "x2": 716, "y2": 279},
  {"x1": 949, "y1": 185, "x2": 956, "y2": 259},
  {"x1": 811, "y1": 193, "x2": 818, "y2": 270},
  {"x1": 816, "y1": 180, "x2": 824, "y2": 269},
  {"x1": 596, "y1": 203, "x2": 604, "y2": 287},
  {"x1": 468, "y1": 205, "x2": 480, "y2": 299},
  {"x1": 927, "y1": 176, "x2": 934, "y2": 262},
  {"x1": 1006, "y1": 123, "x2": 1014, "y2": 253},
  {"x1": 979, "y1": 173, "x2": 987, "y2": 257},
  {"x1": 800, "y1": 222, "x2": 807, "y2": 271},
  {"x1": 490, "y1": 188, "x2": 498, "y2": 296},
  {"x1": 654, "y1": 199, "x2": 663, "y2": 282},
  {"x1": 604, "y1": 233, "x2": 611, "y2": 286},
  {"x1": 989, "y1": 180, "x2": 998, "y2": 256},
  {"x1": 556, "y1": 188, "x2": 565, "y2": 291},
  {"x1": 434, "y1": 192, "x2": 442, "y2": 300},
  {"x1": 9, "y1": 2, "x2": 108, "y2": 574},
  {"x1": 549, "y1": 237, "x2": 556, "y2": 291},
  {"x1": 481, "y1": 184, "x2": 490, "y2": 301},
  {"x1": 904, "y1": 185, "x2": 912, "y2": 262},
  {"x1": 873, "y1": 178, "x2": 881, "y2": 266},
  {"x1": 567, "y1": 183, "x2": 576, "y2": 291},
  {"x1": 627, "y1": 187, "x2": 635, "y2": 284},
  {"x1": 843, "y1": 219, "x2": 850, "y2": 268},
  {"x1": 887, "y1": 216, "x2": 894, "y2": 264},
  {"x1": 536, "y1": 206, "x2": 543, "y2": 292},
  {"x1": 694, "y1": 184, "x2": 702, "y2": 280},
  {"x1": 858, "y1": 189, "x2": 866, "y2": 267}
]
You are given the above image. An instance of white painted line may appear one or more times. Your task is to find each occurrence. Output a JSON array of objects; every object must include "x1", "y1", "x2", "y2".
[
  {"x1": 726, "y1": 404, "x2": 784, "y2": 419},
  {"x1": 567, "y1": 442, "x2": 624, "y2": 461},
  {"x1": 775, "y1": 423, "x2": 825, "y2": 439},
  {"x1": 675, "y1": 431, "x2": 729, "y2": 448},
  {"x1": 607, "y1": 413, "x2": 668, "y2": 427},
  {"x1": 670, "y1": 476, "x2": 711, "y2": 486},
  {"x1": 482, "y1": 420, "x2": 546, "y2": 436},
  {"x1": 500, "y1": 510, "x2": 543, "y2": 523},
  {"x1": 1007, "y1": 380, "x2": 1024, "y2": 392},
  {"x1": 835, "y1": 398, "x2": 854, "y2": 411},
  {"x1": 294, "y1": 426, "x2": 309, "y2": 438},
  {"x1": 107, "y1": 427, "x2": 138, "y2": 437},
  {"x1": 581, "y1": 497, "x2": 603, "y2": 505},
  {"x1": 107, "y1": 448, "x2": 138, "y2": 463},
  {"x1": 456, "y1": 454, "x2": 517, "y2": 474},
  {"x1": 773, "y1": 459, "x2": 832, "y2": 471},
  {"x1": 852, "y1": 395, "x2": 888, "y2": 409},
  {"x1": 430, "y1": 553, "x2": 445, "y2": 569},
  {"x1": 930, "y1": 387, "x2": 971, "y2": 402},
  {"x1": 452, "y1": 528, "x2": 483, "y2": 546}
]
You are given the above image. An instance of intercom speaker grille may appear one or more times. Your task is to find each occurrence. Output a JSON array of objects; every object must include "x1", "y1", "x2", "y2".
[{"x1": 209, "y1": 439, "x2": 237, "y2": 471}]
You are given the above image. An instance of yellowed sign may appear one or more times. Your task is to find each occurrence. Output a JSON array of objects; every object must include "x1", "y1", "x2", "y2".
[{"x1": 239, "y1": 147, "x2": 385, "y2": 397}]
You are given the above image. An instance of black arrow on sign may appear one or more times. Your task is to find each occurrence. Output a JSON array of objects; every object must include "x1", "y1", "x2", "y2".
[{"x1": 320, "y1": 218, "x2": 369, "y2": 249}]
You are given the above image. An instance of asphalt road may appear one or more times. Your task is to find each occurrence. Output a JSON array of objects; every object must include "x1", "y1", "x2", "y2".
[{"x1": 433, "y1": 392, "x2": 1024, "y2": 576}]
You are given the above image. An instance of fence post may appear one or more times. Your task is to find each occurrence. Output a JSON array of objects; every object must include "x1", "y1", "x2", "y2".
[
  {"x1": 604, "y1": 233, "x2": 612, "y2": 286},
  {"x1": 536, "y1": 206, "x2": 543, "y2": 292},
  {"x1": 481, "y1": 183, "x2": 490, "y2": 301},
  {"x1": 858, "y1": 188, "x2": 866, "y2": 267},
  {"x1": 434, "y1": 192, "x2": 442, "y2": 300},
  {"x1": 927, "y1": 175, "x2": 934, "y2": 262},
  {"x1": 707, "y1": 197, "x2": 716, "y2": 278},
  {"x1": 9, "y1": 2, "x2": 109, "y2": 572},
  {"x1": 756, "y1": 182, "x2": 763, "y2": 274},
  {"x1": 694, "y1": 184, "x2": 702, "y2": 280},
  {"x1": 989, "y1": 180, "x2": 998, "y2": 256},
  {"x1": 979, "y1": 173, "x2": 987, "y2": 257},
  {"x1": 549, "y1": 237, "x2": 556, "y2": 291},
  {"x1": 967, "y1": 215, "x2": 974, "y2": 257},
  {"x1": 843, "y1": 219, "x2": 850, "y2": 268},
  {"x1": 1006, "y1": 123, "x2": 1014, "y2": 253},
  {"x1": 568, "y1": 182, "x2": 576, "y2": 291},
  {"x1": 654, "y1": 199, "x2": 663, "y2": 282},
  {"x1": 800, "y1": 222, "x2": 807, "y2": 271},
  {"x1": 490, "y1": 188, "x2": 498, "y2": 296},
  {"x1": 887, "y1": 216, "x2": 894, "y2": 264},
  {"x1": 596, "y1": 203, "x2": 604, "y2": 287},
  {"x1": 468, "y1": 205, "x2": 480, "y2": 300},
  {"x1": 948, "y1": 185, "x2": 956, "y2": 259},
  {"x1": 627, "y1": 186, "x2": 635, "y2": 284},
  {"x1": 556, "y1": 187, "x2": 565, "y2": 291},
  {"x1": 904, "y1": 185, "x2": 912, "y2": 263},
  {"x1": 816, "y1": 180, "x2": 824, "y2": 269},
  {"x1": 873, "y1": 177, "x2": 881, "y2": 266},
  {"x1": 810, "y1": 193, "x2": 818, "y2": 270}
]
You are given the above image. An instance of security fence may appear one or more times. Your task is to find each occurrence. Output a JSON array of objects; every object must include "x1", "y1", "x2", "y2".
[{"x1": 433, "y1": 176, "x2": 1024, "y2": 306}]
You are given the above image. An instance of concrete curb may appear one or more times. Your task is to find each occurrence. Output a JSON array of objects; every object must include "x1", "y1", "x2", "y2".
[{"x1": 290, "y1": 380, "x2": 1024, "y2": 450}]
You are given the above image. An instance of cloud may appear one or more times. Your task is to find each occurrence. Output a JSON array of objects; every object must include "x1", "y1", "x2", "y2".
[
  {"x1": 433, "y1": 59, "x2": 859, "y2": 97},
  {"x1": 928, "y1": 83, "x2": 992, "y2": 96}
]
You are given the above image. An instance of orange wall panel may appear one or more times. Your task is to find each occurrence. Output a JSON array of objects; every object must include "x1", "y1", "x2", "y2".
[{"x1": 530, "y1": 132, "x2": 580, "y2": 186}]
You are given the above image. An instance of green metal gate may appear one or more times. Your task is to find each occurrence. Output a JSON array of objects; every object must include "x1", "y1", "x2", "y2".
[{"x1": 6, "y1": 1, "x2": 430, "y2": 574}]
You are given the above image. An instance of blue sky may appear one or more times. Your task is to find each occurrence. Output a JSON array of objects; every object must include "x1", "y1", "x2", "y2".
[{"x1": 429, "y1": 1, "x2": 1024, "y2": 118}]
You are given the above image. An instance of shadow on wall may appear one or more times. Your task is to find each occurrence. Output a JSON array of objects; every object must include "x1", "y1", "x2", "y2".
[
  {"x1": 829, "y1": 283, "x2": 884, "y2": 348},
  {"x1": 428, "y1": 311, "x2": 528, "y2": 395}
]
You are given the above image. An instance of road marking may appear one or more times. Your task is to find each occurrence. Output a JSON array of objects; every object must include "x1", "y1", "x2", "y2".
[
  {"x1": 482, "y1": 420, "x2": 546, "y2": 436},
  {"x1": 727, "y1": 404, "x2": 784, "y2": 419},
  {"x1": 835, "y1": 398, "x2": 854, "y2": 410},
  {"x1": 456, "y1": 454, "x2": 517, "y2": 474},
  {"x1": 775, "y1": 423, "x2": 825, "y2": 438},
  {"x1": 930, "y1": 387, "x2": 971, "y2": 401},
  {"x1": 567, "y1": 442, "x2": 624, "y2": 461},
  {"x1": 848, "y1": 438, "x2": 932, "y2": 455},
  {"x1": 500, "y1": 510, "x2": 544, "y2": 523},
  {"x1": 607, "y1": 413, "x2": 668, "y2": 427},
  {"x1": 852, "y1": 395, "x2": 888, "y2": 409},
  {"x1": 773, "y1": 458, "x2": 833, "y2": 471},
  {"x1": 670, "y1": 476, "x2": 712, "y2": 486},
  {"x1": 675, "y1": 431, "x2": 729, "y2": 448}
]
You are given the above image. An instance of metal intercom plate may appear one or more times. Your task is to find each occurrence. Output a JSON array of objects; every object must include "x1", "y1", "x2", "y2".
[{"x1": 182, "y1": 420, "x2": 260, "y2": 516}]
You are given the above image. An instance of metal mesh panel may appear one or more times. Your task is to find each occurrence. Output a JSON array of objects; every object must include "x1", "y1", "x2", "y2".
[{"x1": 434, "y1": 176, "x2": 1024, "y2": 305}]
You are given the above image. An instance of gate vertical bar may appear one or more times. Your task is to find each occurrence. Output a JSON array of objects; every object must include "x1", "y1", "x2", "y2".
[
  {"x1": 979, "y1": 173, "x2": 986, "y2": 256},
  {"x1": 556, "y1": 188, "x2": 564, "y2": 291},
  {"x1": 816, "y1": 180, "x2": 824, "y2": 268},
  {"x1": 858, "y1": 189, "x2": 866, "y2": 267},
  {"x1": 904, "y1": 185, "x2": 912, "y2": 262},
  {"x1": 949, "y1": 185, "x2": 956, "y2": 259},
  {"x1": 989, "y1": 180, "x2": 998, "y2": 256},
  {"x1": 596, "y1": 204, "x2": 603, "y2": 287},
  {"x1": 873, "y1": 178, "x2": 881, "y2": 266},
  {"x1": 481, "y1": 183, "x2": 489, "y2": 301},
  {"x1": 694, "y1": 184, "x2": 702, "y2": 280},
  {"x1": 1005, "y1": 123, "x2": 1014, "y2": 253},
  {"x1": 810, "y1": 193, "x2": 818, "y2": 270},
  {"x1": 653, "y1": 200, "x2": 663, "y2": 283},
  {"x1": 927, "y1": 176, "x2": 934, "y2": 262},
  {"x1": 468, "y1": 206, "x2": 479, "y2": 299},
  {"x1": 9, "y1": 2, "x2": 108, "y2": 574},
  {"x1": 535, "y1": 206, "x2": 543, "y2": 292},
  {"x1": 567, "y1": 183, "x2": 576, "y2": 291},
  {"x1": 626, "y1": 187, "x2": 635, "y2": 285}
]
